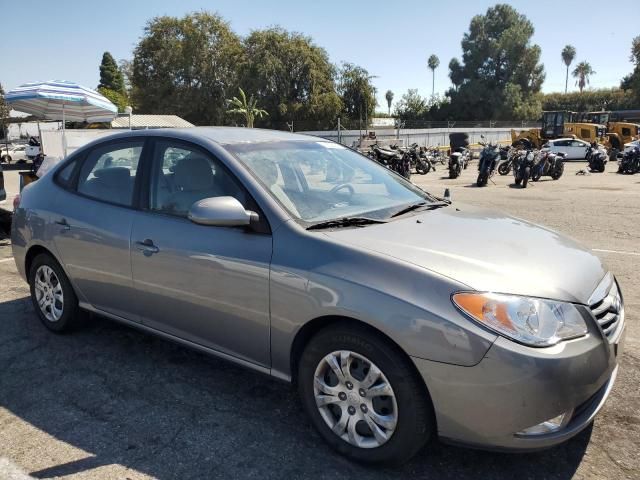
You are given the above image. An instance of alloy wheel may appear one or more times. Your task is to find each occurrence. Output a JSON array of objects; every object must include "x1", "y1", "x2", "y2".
[
  {"x1": 313, "y1": 350, "x2": 398, "y2": 449},
  {"x1": 34, "y1": 265, "x2": 64, "y2": 322}
]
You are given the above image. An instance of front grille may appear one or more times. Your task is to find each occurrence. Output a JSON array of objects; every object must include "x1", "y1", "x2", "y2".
[{"x1": 589, "y1": 277, "x2": 623, "y2": 340}]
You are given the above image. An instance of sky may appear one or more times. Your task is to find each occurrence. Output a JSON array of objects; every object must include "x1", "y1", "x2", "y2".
[{"x1": 1, "y1": 0, "x2": 637, "y2": 112}]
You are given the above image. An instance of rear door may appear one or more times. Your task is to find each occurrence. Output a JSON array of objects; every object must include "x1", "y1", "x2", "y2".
[
  {"x1": 51, "y1": 139, "x2": 147, "y2": 320},
  {"x1": 570, "y1": 140, "x2": 588, "y2": 159},
  {"x1": 129, "y1": 139, "x2": 272, "y2": 367}
]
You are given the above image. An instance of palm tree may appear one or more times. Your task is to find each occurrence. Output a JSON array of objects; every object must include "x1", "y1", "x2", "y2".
[
  {"x1": 572, "y1": 61, "x2": 596, "y2": 93},
  {"x1": 561, "y1": 45, "x2": 576, "y2": 93},
  {"x1": 385, "y1": 90, "x2": 394, "y2": 115},
  {"x1": 226, "y1": 88, "x2": 268, "y2": 128},
  {"x1": 427, "y1": 54, "x2": 440, "y2": 98}
]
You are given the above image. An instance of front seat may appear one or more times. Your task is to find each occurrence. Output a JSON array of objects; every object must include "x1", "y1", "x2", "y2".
[{"x1": 164, "y1": 154, "x2": 224, "y2": 214}]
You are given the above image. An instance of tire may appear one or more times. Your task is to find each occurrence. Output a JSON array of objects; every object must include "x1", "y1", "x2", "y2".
[
  {"x1": 28, "y1": 253, "x2": 83, "y2": 333},
  {"x1": 1, "y1": 155, "x2": 11, "y2": 164},
  {"x1": 476, "y1": 172, "x2": 487, "y2": 187},
  {"x1": 531, "y1": 165, "x2": 542, "y2": 182},
  {"x1": 297, "y1": 325, "x2": 433, "y2": 466},
  {"x1": 449, "y1": 162, "x2": 461, "y2": 179},
  {"x1": 522, "y1": 166, "x2": 530, "y2": 188},
  {"x1": 551, "y1": 162, "x2": 565, "y2": 179},
  {"x1": 498, "y1": 162, "x2": 510, "y2": 175},
  {"x1": 416, "y1": 160, "x2": 430, "y2": 175}
]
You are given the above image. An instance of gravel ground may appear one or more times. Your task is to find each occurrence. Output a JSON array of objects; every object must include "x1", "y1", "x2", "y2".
[{"x1": 0, "y1": 161, "x2": 638, "y2": 480}]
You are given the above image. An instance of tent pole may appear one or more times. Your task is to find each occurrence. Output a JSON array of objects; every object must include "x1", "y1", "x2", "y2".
[{"x1": 62, "y1": 103, "x2": 66, "y2": 157}]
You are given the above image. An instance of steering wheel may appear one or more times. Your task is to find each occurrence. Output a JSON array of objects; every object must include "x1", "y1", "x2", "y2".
[{"x1": 330, "y1": 183, "x2": 355, "y2": 197}]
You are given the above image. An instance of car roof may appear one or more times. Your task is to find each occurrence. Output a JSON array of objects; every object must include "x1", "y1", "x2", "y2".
[
  {"x1": 550, "y1": 138, "x2": 586, "y2": 143},
  {"x1": 101, "y1": 127, "x2": 320, "y2": 146}
]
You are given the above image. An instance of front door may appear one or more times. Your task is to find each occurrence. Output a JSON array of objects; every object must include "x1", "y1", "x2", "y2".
[
  {"x1": 130, "y1": 139, "x2": 272, "y2": 367},
  {"x1": 52, "y1": 139, "x2": 146, "y2": 320}
]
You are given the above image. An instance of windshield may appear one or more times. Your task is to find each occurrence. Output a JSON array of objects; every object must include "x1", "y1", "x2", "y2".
[{"x1": 226, "y1": 140, "x2": 436, "y2": 223}]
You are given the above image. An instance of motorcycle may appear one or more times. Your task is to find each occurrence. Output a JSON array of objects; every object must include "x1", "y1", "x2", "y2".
[
  {"x1": 514, "y1": 149, "x2": 536, "y2": 188},
  {"x1": 531, "y1": 149, "x2": 565, "y2": 181},
  {"x1": 497, "y1": 146, "x2": 515, "y2": 175},
  {"x1": 476, "y1": 138, "x2": 500, "y2": 187},
  {"x1": 407, "y1": 143, "x2": 431, "y2": 174},
  {"x1": 586, "y1": 142, "x2": 608, "y2": 173},
  {"x1": 618, "y1": 146, "x2": 640, "y2": 174},
  {"x1": 449, "y1": 148, "x2": 470, "y2": 179},
  {"x1": 368, "y1": 143, "x2": 411, "y2": 179}
]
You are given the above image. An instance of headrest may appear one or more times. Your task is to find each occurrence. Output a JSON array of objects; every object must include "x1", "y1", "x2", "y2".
[
  {"x1": 93, "y1": 167, "x2": 131, "y2": 186},
  {"x1": 174, "y1": 154, "x2": 214, "y2": 191}
]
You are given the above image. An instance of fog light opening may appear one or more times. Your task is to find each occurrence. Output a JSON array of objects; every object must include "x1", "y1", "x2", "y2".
[{"x1": 516, "y1": 410, "x2": 573, "y2": 436}]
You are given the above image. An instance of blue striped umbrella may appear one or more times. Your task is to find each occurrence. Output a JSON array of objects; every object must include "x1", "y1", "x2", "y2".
[{"x1": 5, "y1": 80, "x2": 118, "y2": 155}]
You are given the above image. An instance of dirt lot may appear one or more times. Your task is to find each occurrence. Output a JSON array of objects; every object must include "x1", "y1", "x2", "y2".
[{"x1": 0, "y1": 161, "x2": 638, "y2": 480}]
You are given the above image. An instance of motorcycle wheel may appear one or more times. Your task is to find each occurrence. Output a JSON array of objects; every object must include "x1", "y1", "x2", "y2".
[
  {"x1": 449, "y1": 163, "x2": 460, "y2": 179},
  {"x1": 522, "y1": 167, "x2": 530, "y2": 188},
  {"x1": 498, "y1": 162, "x2": 510, "y2": 175},
  {"x1": 416, "y1": 160, "x2": 430, "y2": 175},
  {"x1": 531, "y1": 166, "x2": 542, "y2": 182},
  {"x1": 476, "y1": 172, "x2": 488, "y2": 187},
  {"x1": 551, "y1": 162, "x2": 564, "y2": 180},
  {"x1": 598, "y1": 162, "x2": 605, "y2": 173}
]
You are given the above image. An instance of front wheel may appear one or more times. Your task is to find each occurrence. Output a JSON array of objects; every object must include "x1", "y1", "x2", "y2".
[
  {"x1": 497, "y1": 161, "x2": 511, "y2": 175},
  {"x1": 298, "y1": 325, "x2": 433, "y2": 466},
  {"x1": 531, "y1": 165, "x2": 542, "y2": 182},
  {"x1": 551, "y1": 162, "x2": 565, "y2": 180},
  {"x1": 522, "y1": 166, "x2": 530, "y2": 188},
  {"x1": 449, "y1": 162, "x2": 461, "y2": 179},
  {"x1": 29, "y1": 253, "x2": 84, "y2": 332}
]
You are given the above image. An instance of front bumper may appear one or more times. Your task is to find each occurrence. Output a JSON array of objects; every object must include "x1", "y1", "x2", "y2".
[{"x1": 412, "y1": 317, "x2": 623, "y2": 451}]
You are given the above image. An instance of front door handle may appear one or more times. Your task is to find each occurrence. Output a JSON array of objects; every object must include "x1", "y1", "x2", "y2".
[
  {"x1": 55, "y1": 218, "x2": 70, "y2": 231},
  {"x1": 135, "y1": 239, "x2": 159, "y2": 255}
]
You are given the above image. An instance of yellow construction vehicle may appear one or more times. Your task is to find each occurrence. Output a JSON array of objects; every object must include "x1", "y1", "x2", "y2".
[
  {"x1": 580, "y1": 111, "x2": 640, "y2": 151},
  {"x1": 511, "y1": 111, "x2": 606, "y2": 148}
]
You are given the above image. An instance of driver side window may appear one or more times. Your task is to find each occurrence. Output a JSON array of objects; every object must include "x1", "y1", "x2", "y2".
[{"x1": 149, "y1": 141, "x2": 246, "y2": 217}]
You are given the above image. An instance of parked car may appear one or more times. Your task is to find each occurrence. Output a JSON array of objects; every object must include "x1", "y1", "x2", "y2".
[
  {"x1": 1, "y1": 144, "x2": 28, "y2": 163},
  {"x1": 12, "y1": 128, "x2": 624, "y2": 465},
  {"x1": 544, "y1": 137, "x2": 590, "y2": 160}
]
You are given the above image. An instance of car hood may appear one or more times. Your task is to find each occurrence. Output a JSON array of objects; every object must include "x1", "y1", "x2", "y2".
[{"x1": 324, "y1": 204, "x2": 606, "y2": 304}]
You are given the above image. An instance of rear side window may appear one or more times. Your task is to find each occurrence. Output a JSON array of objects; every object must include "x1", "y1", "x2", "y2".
[
  {"x1": 56, "y1": 160, "x2": 78, "y2": 188},
  {"x1": 77, "y1": 141, "x2": 144, "y2": 207}
]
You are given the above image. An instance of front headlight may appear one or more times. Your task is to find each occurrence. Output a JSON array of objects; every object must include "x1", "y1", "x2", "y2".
[{"x1": 452, "y1": 292, "x2": 588, "y2": 347}]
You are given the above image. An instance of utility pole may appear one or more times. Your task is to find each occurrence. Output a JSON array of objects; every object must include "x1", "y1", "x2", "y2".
[{"x1": 337, "y1": 117, "x2": 341, "y2": 144}]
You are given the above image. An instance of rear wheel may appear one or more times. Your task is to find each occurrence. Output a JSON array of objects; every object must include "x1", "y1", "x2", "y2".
[
  {"x1": 1, "y1": 155, "x2": 11, "y2": 164},
  {"x1": 551, "y1": 162, "x2": 565, "y2": 179},
  {"x1": 298, "y1": 325, "x2": 433, "y2": 466},
  {"x1": 498, "y1": 161, "x2": 510, "y2": 175},
  {"x1": 449, "y1": 162, "x2": 461, "y2": 179},
  {"x1": 28, "y1": 253, "x2": 83, "y2": 333}
]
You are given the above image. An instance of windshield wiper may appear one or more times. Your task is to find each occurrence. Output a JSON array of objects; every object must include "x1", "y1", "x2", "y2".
[
  {"x1": 307, "y1": 217, "x2": 387, "y2": 230},
  {"x1": 390, "y1": 201, "x2": 448, "y2": 218}
]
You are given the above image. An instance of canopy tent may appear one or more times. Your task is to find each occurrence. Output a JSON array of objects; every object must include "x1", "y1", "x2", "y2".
[{"x1": 5, "y1": 80, "x2": 118, "y2": 156}]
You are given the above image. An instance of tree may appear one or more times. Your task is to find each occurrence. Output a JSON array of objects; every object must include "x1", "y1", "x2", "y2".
[
  {"x1": 621, "y1": 36, "x2": 640, "y2": 103},
  {"x1": 98, "y1": 52, "x2": 125, "y2": 93},
  {"x1": 131, "y1": 12, "x2": 244, "y2": 125},
  {"x1": 394, "y1": 89, "x2": 428, "y2": 120},
  {"x1": 0, "y1": 83, "x2": 10, "y2": 142},
  {"x1": 97, "y1": 87, "x2": 129, "y2": 113},
  {"x1": 227, "y1": 88, "x2": 268, "y2": 128},
  {"x1": 385, "y1": 90, "x2": 394, "y2": 115},
  {"x1": 337, "y1": 62, "x2": 377, "y2": 127},
  {"x1": 572, "y1": 61, "x2": 595, "y2": 93},
  {"x1": 242, "y1": 27, "x2": 341, "y2": 130},
  {"x1": 448, "y1": 58, "x2": 463, "y2": 91},
  {"x1": 427, "y1": 54, "x2": 440, "y2": 98},
  {"x1": 445, "y1": 4, "x2": 545, "y2": 120},
  {"x1": 561, "y1": 45, "x2": 576, "y2": 94}
]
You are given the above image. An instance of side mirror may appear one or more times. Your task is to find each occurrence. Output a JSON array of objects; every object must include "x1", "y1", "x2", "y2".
[{"x1": 188, "y1": 196, "x2": 258, "y2": 227}]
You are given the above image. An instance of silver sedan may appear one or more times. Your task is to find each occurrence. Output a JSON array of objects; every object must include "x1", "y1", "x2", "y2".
[{"x1": 11, "y1": 128, "x2": 624, "y2": 465}]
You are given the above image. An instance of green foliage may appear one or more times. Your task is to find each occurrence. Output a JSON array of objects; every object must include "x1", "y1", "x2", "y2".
[
  {"x1": 385, "y1": 90, "x2": 394, "y2": 115},
  {"x1": 542, "y1": 88, "x2": 636, "y2": 112},
  {"x1": 241, "y1": 27, "x2": 341, "y2": 129},
  {"x1": 227, "y1": 88, "x2": 268, "y2": 128},
  {"x1": 97, "y1": 87, "x2": 128, "y2": 113},
  {"x1": 445, "y1": 4, "x2": 545, "y2": 120},
  {"x1": 98, "y1": 52, "x2": 125, "y2": 93},
  {"x1": 621, "y1": 36, "x2": 640, "y2": 104},
  {"x1": 394, "y1": 89, "x2": 428, "y2": 119},
  {"x1": 572, "y1": 61, "x2": 595, "y2": 92},
  {"x1": 131, "y1": 12, "x2": 244, "y2": 126},
  {"x1": 427, "y1": 54, "x2": 440, "y2": 97},
  {"x1": 0, "y1": 83, "x2": 10, "y2": 140},
  {"x1": 337, "y1": 62, "x2": 376, "y2": 123}
]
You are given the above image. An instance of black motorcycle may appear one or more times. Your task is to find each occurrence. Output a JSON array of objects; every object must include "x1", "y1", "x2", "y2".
[
  {"x1": 531, "y1": 150, "x2": 565, "y2": 181},
  {"x1": 586, "y1": 143, "x2": 607, "y2": 173},
  {"x1": 514, "y1": 150, "x2": 536, "y2": 188},
  {"x1": 369, "y1": 143, "x2": 411, "y2": 179},
  {"x1": 407, "y1": 143, "x2": 431, "y2": 174},
  {"x1": 497, "y1": 146, "x2": 515, "y2": 175},
  {"x1": 618, "y1": 146, "x2": 640, "y2": 174},
  {"x1": 476, "y1": 139, "x2": 500, "y2": 187},
  {"x1": 448, "y1": 132, "x2": 470, "y2": 179}
]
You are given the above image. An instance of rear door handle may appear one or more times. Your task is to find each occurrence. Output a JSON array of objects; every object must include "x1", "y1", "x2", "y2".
[
  {"x1": 135, "y1": 239, "x2": 159, "y2": 255},
  {"x1": 55, "y1": 218, "x2": 70, "y2": 231}
]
